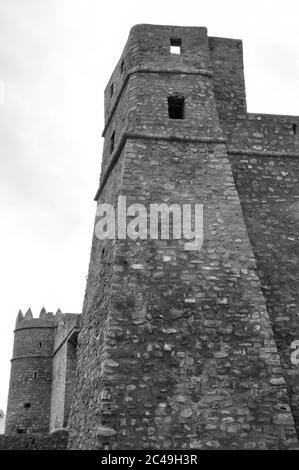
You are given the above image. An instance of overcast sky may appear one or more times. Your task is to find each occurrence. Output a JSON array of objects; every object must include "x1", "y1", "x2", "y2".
[{"x1": 0, "y1": 0, "x2": 298, "y2": 413}]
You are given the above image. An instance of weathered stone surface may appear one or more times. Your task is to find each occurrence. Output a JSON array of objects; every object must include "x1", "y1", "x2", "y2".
[
  {"x1": 4, "y1": 23, "x2": 299, "y2": 451},
  {"x1": 5, "y1": 312, "x2": 80, "y2": 436},
  {"x1": 67, "y1": 24, "x2": 299, "y2": 450}
]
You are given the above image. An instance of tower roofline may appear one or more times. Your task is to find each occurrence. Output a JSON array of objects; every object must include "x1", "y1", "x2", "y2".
[
  {"x1": 14, "y1": 309, "x2": 81, "y2": 331},
  {"x1": 129, "y1": 23, "x2": 208, "y2": 33}
]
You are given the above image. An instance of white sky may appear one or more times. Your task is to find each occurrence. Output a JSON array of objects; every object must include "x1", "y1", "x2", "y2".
[{"x1": 0, "y1": 0, "x2": 298, "y2": 413}]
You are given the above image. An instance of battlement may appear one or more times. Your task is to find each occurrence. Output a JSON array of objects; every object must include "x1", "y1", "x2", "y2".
[{"x1": 15, "y1": 308, "x2": 80, "y2": 330}]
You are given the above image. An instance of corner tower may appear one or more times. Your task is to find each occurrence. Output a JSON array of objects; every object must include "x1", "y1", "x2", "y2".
[
  {"x1": 5, "y1": 308, "x2": 55, "y2": 434},
  {"x1": 68, "y1": 25, "x2": 298, "y2": 450}
]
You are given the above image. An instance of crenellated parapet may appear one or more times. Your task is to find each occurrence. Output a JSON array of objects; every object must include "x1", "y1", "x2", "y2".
[
  {"x1": 14, "y1": 308, "x2": 80, "y2": 331},
  {"x1": 15, "y1": 307, "x2": 54, "y2": 331}
]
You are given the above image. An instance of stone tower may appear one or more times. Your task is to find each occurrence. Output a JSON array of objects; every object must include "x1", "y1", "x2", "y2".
[
  {"x1": 5, "y1": 308, "x2": 55, "y2": 434},
  {"x1": 67, "y1": 24, "x2": 299, "y2": 450},
  {"x1": 5, "y1": 309, "x2": 80, "y2": 436}
]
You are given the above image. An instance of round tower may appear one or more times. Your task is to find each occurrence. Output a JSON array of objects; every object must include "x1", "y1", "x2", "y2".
[{"x1": 5, "y1": 308, "x2": 55, "y2": 434}]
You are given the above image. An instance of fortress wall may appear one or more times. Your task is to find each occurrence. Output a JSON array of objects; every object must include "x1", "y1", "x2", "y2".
[
  {"x1": 50, "y1": 342, "x2": 68, "y2": 431},
  {"x1": 230, "y1": 153, "x2": 299, "y2": 435},
  {"x1": 64, "y1": 339, "x2": 77, "y2": 428},
  {"x1": 67, "y1": 147, "x2": 126, "y2": 449},
  {"x1": 95, "y1": 137, "x2": 298, "y2": 450},
  {"x1": 0, "y1": 430, "x2": 68, "y2": 450},
  {"x1": 104, "y1": 24, "x2": 212, "y2": 125},
  {"x1": 208, "y1": 36, "x2": 247, "y2": 139},
  {"x1": 12, "y1": 322, "x2": 54, "y2": 358},
  {"x1": 210, "y1": 31, "x2": 299, "y2": 437},
  {"x1": 5, "y1": 311, "x2": 80, "y2": 438},
  {"x1": 5, "y1": 322, "x2": 54, "y2": 435},
  {"x1": 50, "y1": 315, "x2": 80, "y2": 431},
  {"x1": 53, "y1": 314, "x2": 80, "y2": 350},
  {"x1": 228, "y1": 114, "x2": 299, "y2": 153},
  {"x1": 123, "y1": 72, "x2": 222, "y2": 139},
  {"x1": 67, "y1": 24, "x2": 299, "y2": 450},
  {"x1": 4, "y1": 25, "x2": 297, "y2": 450},
  {"x1": 101, "y1": 75, "x2": 133, "y2": 173}
]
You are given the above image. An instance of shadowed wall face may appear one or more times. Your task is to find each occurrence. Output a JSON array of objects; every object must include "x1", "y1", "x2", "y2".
[
  {"x1": 0, "y1": 411, "x2": 5, "y2": 434},
  {"x1": 49, "y1": 316, "x2": 80, "y2": 432},
  {"x1": 50, "y1": 336, "x2": 78, "y2": 431}
]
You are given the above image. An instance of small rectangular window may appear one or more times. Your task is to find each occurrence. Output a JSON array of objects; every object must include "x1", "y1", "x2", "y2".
[
  {"x1": 293, "y1": 124, "x2": 297, "y2": 135},
  {"x1": 170, "y1": 38, "x2": 181, "y2": 54},
  {"x1": 110, "y1": 83, "x2": 114, "y2": 97},
  {"x1": 110, "y1": 131, "x2": 115, "y2": 154},
  {"x1": 121, "y1": 60, "x2": 124, "y2": 73},
  {"x1": 168, "y1": 95, "x2": 185, "y2": 119}
]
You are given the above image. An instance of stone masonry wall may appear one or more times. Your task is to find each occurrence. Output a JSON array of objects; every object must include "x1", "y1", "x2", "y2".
[
  {"x1": 5, "y1": 316, "x2": 55, "y2": 435},
  {"x1": 93, "y1": 138, "x2": 297, "y2": 450},
  {"x1": 67, "y1": 149, "x2": 126, "y2": 449},
  {"x1": 228, "y1": 114, "x2": 299, "y2": 154},
  {"x1": 50, "y1": 314, "x2": 80, "y2": 431},
  {"x1": 5, "y1": 311, "x2": 80, "y2": 441},
  {"x1": 209, "y1": 27, "x2": 299, "y2": 438},
  {"x1": 103, "y1": 25, "x2": 212, "y2": 128},
  {"x1": 208, "y1": 36, "x2": 247, "y2": 140},
  {"x1": 5, "y1": 24, "x2": 299, "y2": 450},
  {"x1": 64, "y1": 338, "x2": 77, "y2": 428},
  {"x1": 0, "y1": 430, "x2": 68, "y2": 450},
  {"x1": 50, "y1": 341, "x2": 68, "y2": 431},
  {"x1": 67, "y1": 25, "x2": 299, "y2": 449},
  {"x1": 230, "y1": 154, "x2": 299, "y2": 436}
]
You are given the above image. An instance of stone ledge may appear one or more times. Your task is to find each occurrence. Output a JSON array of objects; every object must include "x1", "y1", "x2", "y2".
[{"x1": 228, "y1": 148, "x2": 299, "y2": 158}]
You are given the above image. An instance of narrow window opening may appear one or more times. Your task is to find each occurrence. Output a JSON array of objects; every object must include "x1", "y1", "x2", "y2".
[
  {"x1": 110, "y1": 131, "x2": 115, "y2": 154},
  {"x1": 34, "y1": 372, "x2": 37, "y2": 380},
  {"x1": 24, "y1": 403, "x2": 31, "y2": 409},
  {"x1": 120, "y1": 60, "x2": 124, "y2": 73},
  {"x1": 39, "y1": 342, "x2": 42, "y2": 348},
  {"x1": 101, "y1": 248, "x2": 105, "y2": 259},
  {"x1": 110, "y1": 83, "x2": 114, "y2": 97},
  {"x1": 293, "y1": 124, "x2": 297, "y2": 135},
  {"x1": 168, "y1": 95, "x2": 185, "y2": 119},
  {"x1": 170, "y1": 38, "x2": 181, "y2": 54}
]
